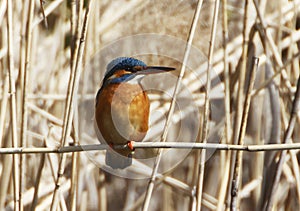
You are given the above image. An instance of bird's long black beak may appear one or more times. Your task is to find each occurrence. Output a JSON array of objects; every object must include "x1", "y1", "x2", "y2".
[{"x1": 136, "y1": 66, "x2": 176, "y2": 75}]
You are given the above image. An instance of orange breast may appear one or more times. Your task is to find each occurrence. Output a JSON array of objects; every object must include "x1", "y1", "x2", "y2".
[{"x1": 95, "y1": 83, "x2": 149, "y2": 145}]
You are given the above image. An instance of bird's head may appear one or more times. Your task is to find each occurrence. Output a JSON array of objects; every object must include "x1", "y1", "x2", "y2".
[{"x1": 102, "y1": 57, "x2": 175, "y2": 85}]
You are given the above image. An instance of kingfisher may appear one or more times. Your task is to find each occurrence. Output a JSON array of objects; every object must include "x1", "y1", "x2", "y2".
[{"x1": 95, "y1": 57, "x2": 175, "y2": 169}]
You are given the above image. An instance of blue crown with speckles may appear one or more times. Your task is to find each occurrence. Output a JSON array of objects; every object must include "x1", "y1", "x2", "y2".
[{"x1": 105, "y1": 57, "x2": 147, "y2": 78}]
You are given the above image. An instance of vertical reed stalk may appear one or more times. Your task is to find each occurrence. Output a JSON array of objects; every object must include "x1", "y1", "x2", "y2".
[
  {"x1": 216, "y1": 0, "x2": 231, "y2": 210},
  {"x1": 196, "y1": 0, "x2": 220, "y2": 210},
  {"x1": 19, "y1": 1, "x2": 34, "y2": 210},
  {"x1": 231, "y1": 57, "x2": 259, "y2": 210},
  {"x1": 7, "y1": 0, "x2": 20, "y2": 209},
  {"x1": 228, "y1": 0, "x2": 249, "y2": 209}
]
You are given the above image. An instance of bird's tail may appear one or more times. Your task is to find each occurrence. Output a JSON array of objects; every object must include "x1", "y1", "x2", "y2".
[{"x1": 105, "y1": 149, "x2": 132, "y2": 169}]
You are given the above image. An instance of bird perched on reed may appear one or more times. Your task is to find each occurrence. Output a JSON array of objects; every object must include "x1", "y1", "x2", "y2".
[{"x1": 95, "y1": 57, "x2": 175, "y2": 169}]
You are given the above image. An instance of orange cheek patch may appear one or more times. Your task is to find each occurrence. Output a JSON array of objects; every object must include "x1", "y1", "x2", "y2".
[{"x1": 112, "y1": 69, "x2": 131, "y2": 78}]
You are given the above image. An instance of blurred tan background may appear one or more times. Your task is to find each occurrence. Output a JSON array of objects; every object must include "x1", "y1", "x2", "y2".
[{"x1": 0, "y1": 0, "x2": 300, "y2": 210}]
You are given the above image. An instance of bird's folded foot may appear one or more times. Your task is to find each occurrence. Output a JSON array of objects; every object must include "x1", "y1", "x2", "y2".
[{"x1": 127, "y1": 141, "x2": 135, "y2": 154}]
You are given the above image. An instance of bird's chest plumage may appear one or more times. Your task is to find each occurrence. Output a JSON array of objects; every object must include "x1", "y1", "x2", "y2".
[{"x1": 95, "y1": 83, "x2": 150, "y2": 145}]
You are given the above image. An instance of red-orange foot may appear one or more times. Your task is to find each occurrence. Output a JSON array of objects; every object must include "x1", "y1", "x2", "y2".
[{"x1": 127, "y1": 141, "x2": 135, "y2": 151}]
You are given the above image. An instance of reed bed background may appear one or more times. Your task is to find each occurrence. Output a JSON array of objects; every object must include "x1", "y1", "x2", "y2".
[{"x1": 0, "y1": 0, "x2": 300, "y2": 210}]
